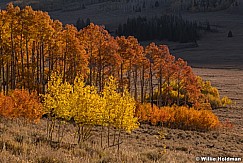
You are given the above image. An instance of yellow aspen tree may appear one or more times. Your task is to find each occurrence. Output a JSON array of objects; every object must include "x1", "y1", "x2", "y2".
[
  {"x1": 102, "y1": 76, "x2": 139, "y2": 148},
  {"x1": 42, "y1": 73, "x2": 73, "y2": 141},
  {"x1": 71, "y1": 76, "x2": 105, "y2": 144}
]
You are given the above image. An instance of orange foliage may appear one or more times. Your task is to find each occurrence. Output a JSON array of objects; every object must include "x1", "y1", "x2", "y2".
[
  {"x1": 135, "y1": 103, "x2": 220, "y2": 131},
  {"x1": 0, "y1": 90, "x2": 43, "y2": 122},
  {"x1": 135, "y1": 103, "x2": 170, "y2": 125},
  {"x1": 135, "y1": 103, "x2": 152, "y2": 122},
  {"x1": 0, "y1": 93, "x2": 15, "y2": 118}
]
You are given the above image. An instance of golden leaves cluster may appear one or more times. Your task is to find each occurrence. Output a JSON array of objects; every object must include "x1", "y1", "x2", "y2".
[
  {"x1": 42, "y1": 74, "x2": 139, "y2": 133},
  {"x1": 197, "y1": 76, "x2": 232, "y2": 109}
]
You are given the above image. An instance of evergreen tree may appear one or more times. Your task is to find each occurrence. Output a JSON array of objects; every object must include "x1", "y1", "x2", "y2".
[
  {"x1": 228, "y1": 30, "x2": 233, "y2": 37},
  {"x1": 86, "y1": 18, "x2": 91, "y2": 26},
  {"x1": 76, "y1": 17, "x2": 86, "y2": 31},
  {"x1": 116, "y1": 15, "x2": 201, "y2": 43}
]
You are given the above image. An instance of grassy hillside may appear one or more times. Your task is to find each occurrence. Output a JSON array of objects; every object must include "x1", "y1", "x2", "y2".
[
  {"x1": 0, "y1": 106, "x2": 242, "y2": 162},
  {"x1": 0, "y1": 0, "x2": 234, "y2": 12}
]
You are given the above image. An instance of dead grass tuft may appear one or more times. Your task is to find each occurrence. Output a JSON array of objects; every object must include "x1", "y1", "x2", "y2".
[
  {"x1": 37, "y1": 156, "x2": 63, "y2": 163},
  {"x1": 141, "y1": 150, "x2": 165, "y2": 162}
]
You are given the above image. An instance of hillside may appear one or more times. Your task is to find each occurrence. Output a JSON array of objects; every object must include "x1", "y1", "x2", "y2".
[
  {"x1": 171, "y1": 3, "x2": 243, "y2": 69},
  {"x1": 0, "y1": 0, "x2": 235, "y2": 11},
  {"x1": 0, "y1": 1, "x2": 236, "y2": 33}
]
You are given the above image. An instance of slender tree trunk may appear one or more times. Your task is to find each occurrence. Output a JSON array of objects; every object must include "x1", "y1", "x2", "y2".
[
  {"x1": 177, "y1": 75, "x2": 180, "y2": 106},
  {"x1": 41, "y1": 43, "x2": 45, "y2": 93},
  {"x1": 48, "y1": 44, "x2": 52, "y2": 82},
  {"x1": 15, "y1": 54, "x2": 19, "y2": 88},
  {"x1": 55, "y1": 48, "x2": 59, "y2": 73},
  {"x1": 120, "y1": 63, "x2": 123, "y2": 93},
  {"x1": 93, "y1": 67, "x2": 97, "y2": 86},
  {"x1": 158, "y1": 65, "x2": 163, "y2": 106},
  {"x1": 0, "y1": 32, "x2": 3, "y2": 93},
  {"x1": 134, "y1": 66, "x2": 138, "y2": 101},
  {"x1": 128, "y1": 60, "x2": 132, "y2": 93},
  {"x1": 63, "y1": 39, "x2": 68, "y2": 83},
  {"x1": 6, "y1": 61, "x2": 9, "y2": 95},
  {"x1": 49, "y1": 119, "x2": 56, "y2": 142},
  {"x1": 0, "y1": 58, "x2": 1, "y2": 82},
  {"x1": 107, "y1": 124, "x2": 110, "y2": 147},
  {"x1": 98, "y1": 58, "x2": 102, "y2": 92},
  {"x1": 72, "y1": 52, "x2": 77, "y2": 83},
  {"x1": 89, "y1": 45, "x2": 93, "y2": 85},
  {"x1": 50, "y1": 48, "x2": 53, "y2": 73},
  {"x1": 101, "y1": 66, "x2": 105, "y2": 91},
  {"x1": 149, "y1": 62, "x2": 153, "y2": 107},
  {"x1": 98, "y1": 39, "x2": 102, "y2": 92},
  {"x1": 77, "y1": 125, "x2": 81, "y2": 145},
  {"x1": 2, "y1": 62, "x2": 5, "y2": 94},
  {"x1": 117, "y1": 128, "x2": 122, "y2": 153},
  {"x1": 140, "y1": 64, "x2": 145, "y2": 103},
  {"x1": 21, "y1": 24, "x2": 25, "y2": 89},
  {"x1": 100, "y1": 125, "x2": 104, "y2": 148},
  {"x1": 166, "y1": 75, "x2": 170, "y2": 106},
  {"x1": 37, "y1": 42, "x2": 40, "y2": 94},
  {"x1": 26, "y1": 37, "x2": 30, "y2": 91},
  {"x1": 177, "y1": 83, "x2": 180, "y2": 105},
  {"x1": 1, "y1": 42, "x2": 5, "y2": 93},
  {"x1": 144, "y1": 79, "x2": 148, "y2": 103},
  {"x1": 10, "y1": 27, "x2": 16, "y2": 90},
  {"x1": 39, "y1": 41, "x2": 43, "y2": 93},
  {"x1": 32, "y1": 41, "x2": 36, "y2": 89}
]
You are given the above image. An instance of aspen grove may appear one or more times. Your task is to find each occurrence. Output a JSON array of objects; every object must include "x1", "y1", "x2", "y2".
[{"x1": 0, "y1": 4, "x2": 232, "y2": 146}]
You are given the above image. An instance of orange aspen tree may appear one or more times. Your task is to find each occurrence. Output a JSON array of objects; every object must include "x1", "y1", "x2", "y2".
[
  {"x1": 163, "y1": 52, "x2": 176, "y2": 105},
  {"x1": 62, "y1": 24, "x2": 88, "y2": 83},
  {"x1": 78, "y1": 23, "x2": 101, "y2": 86},
  {"x1": 145, "y1": 43, "x2": 161, "y2": 107},
  {"x1": 116, "y1": 36, "x2": 139, "y2": 93},
  {"x1": 174, "y1": 58, "x2": 188, "y2": 105}
]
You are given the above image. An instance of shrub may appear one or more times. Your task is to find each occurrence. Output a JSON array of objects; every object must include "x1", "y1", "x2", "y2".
[
  {"x1": 228, "y1": 30, "x2": 233, "y2": 37},
  {"x1": 221, "y1": 96, "x2": 232, "y2": 107},
  {"x1": 10, "y1": 90, "x2": 43, "y2": 122},
  {"x1": 135, "y1": 103, "x2": 220, "y2": 131},
  {"x1": 0, "y1": 90, "x2": 43, "y2": 122},
  {"x1": 0, "y1": 93, "x2": 15, "y2": 118},
  {"x1": 197, "y1": 76, "x2": 231, "y2": 109}
]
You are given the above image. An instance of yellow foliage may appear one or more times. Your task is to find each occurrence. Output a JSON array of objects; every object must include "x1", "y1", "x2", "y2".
[
  {"x1": 102, "y1": 76, "x2": 139, "y2": 132},
  {"x1": 71, "y1": 76, "x2": 105, "y2": 126},
  {"x1": 42, "y1": 73, "x2": 73, "y2": 121},
  {"x1": 42, "y1": 74, "x2": 139, "y2": 133},
  {"x1": 197, "y1": 76, "x2": 232, "y2": 109},
  {"x1": 221, "y1": 96, "x2": 232, "y2": 107}
]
